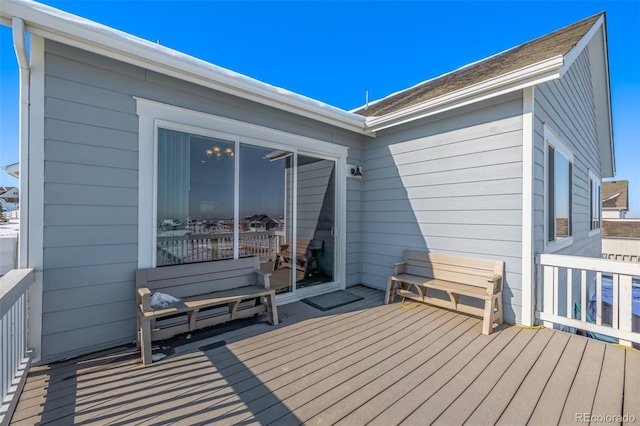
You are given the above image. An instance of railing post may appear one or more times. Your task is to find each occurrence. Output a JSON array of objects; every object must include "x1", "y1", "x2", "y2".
[
  {"x1": 543, "y1": 265, "x2": 555, "y2": 329},
  {"x1": 619, "y1": 275, "x2": 633, "y2": 347}
]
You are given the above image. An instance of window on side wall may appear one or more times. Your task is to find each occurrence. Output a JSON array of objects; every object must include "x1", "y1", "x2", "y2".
[
  {"x1": 545, "y1": 126, "x2": 574, "y2": 250},
  {"x1": 589, "y1": 170, "x2": 601, "y2": 234}
]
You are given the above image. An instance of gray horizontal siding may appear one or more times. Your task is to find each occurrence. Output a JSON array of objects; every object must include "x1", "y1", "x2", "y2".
[
  {"x1": 361, "y1": 93, "x2": 524, "y2": 323},
  {"x1": 40, "y1": 39, "x2": 365, "y2": 362},
  {"x1": 533, "y1": 49, "x2": 600, "y2": 259}
]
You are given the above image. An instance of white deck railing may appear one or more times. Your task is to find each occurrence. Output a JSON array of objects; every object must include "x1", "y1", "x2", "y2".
[
  {"x1": 536, "y1": 254, "x2": 640, "y2": 347},
  {"x1": 0, "y1": 268, "x2": 34, "y2": 426},
  {"x1": 157, "y1": 231, "x2": 284, "y2": 266}
]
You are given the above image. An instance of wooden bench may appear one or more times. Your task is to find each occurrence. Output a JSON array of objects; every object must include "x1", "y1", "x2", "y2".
[
  {"x1": 136, "y1": 257, "x2": 278, "y2": 365},
  {"x1": 273, "y1": 238, "x2": 322, "y2": 278},
  {"x1": 386, "y1": 250, "x2": 504, "y2": 335}
]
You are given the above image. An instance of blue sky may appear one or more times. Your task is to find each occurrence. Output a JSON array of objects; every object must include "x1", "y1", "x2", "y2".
[{"x1": 0, "y1": 1, "x2": 638, "y2": 215}]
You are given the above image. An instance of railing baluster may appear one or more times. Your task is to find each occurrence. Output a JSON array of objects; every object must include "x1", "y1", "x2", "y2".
[
  {"x1": 566, "y1": 268, "x2": 573, "y2": 319},
  {"x1": 553, "y1": 266, "x2": 559, "y2": 316},
  {"x1": 596, "y1": 271, "x2": 602, "y2": 326},
  {"x1": 581, "y1": 270, "x2": 587, "y2": 322},
  {"x1": 612, "y1": 273, "x2": 619, "y2": 329}
]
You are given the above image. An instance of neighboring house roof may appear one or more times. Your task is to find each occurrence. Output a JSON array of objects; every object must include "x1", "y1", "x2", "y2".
[
  {"x1": 603, "y1": 220, "x2": 640, "y2": 239},
  {"x1": 353, "y1": 14, "x2": 600, "y2": 118},
  {"x1": 602, "y1": 180, "x2": 629, "y2": 210},
  {"x1": 2, "y1": 162, "x2": 19, "y2": 179},
  {"x1": 0, "y1": 187, "x2": 17, "y2": 197}
]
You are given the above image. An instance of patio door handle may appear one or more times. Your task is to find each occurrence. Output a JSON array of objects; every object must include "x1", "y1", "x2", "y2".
[{"x1": 331, "y1": 227, "x2": 335, "y2": 237}]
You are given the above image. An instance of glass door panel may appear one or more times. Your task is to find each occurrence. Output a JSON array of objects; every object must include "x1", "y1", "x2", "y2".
[
  {"x1": 239, "y1": 144, "x2": 293, "y2": 293},
  {"x1": 295, "y1": 155, "x2": 336, "y2": 288},
  {"x1": 156, "y1": 128, "x2": 235, "y2": 266}
]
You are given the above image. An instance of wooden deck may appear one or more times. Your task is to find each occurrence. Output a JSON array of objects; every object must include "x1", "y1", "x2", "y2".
[{"x1": 9, "y1": 285, "x2": 640, "y2": 425}]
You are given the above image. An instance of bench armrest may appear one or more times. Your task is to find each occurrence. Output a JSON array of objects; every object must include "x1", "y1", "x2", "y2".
[
  {"x1": 255, "y1": 269, "x2": 272, "y2": 289},
  {"x1": 486, "y1": 274, "x2": 503, "y2": 294},
  {"x1": 137, "y1": 287, "x2": 152, "y2": 312},
  {"x1": 393, "y1": 261, "x2": 407, "y2": 275}
]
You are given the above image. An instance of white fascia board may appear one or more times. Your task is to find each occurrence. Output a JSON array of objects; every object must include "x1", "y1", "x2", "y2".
[
  {"x1": 365, "y1": 56, "x2": 564, "y2": 132},
  {"x1": 596, "y1": 22, "x2": 615, "y2": 178},
  {"x1": 0, "y1": 0, "x2": 368, "y2": 135}
]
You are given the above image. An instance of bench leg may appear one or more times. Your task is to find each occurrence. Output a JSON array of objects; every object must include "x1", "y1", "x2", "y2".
[
  {"x1": 140, "y1": 319, "x2": 152, "y2": 365},
  {"x1": 136, "y1": 316, "x2": 141, "y2": 348},
  {"x1": 482, "y1": 296, "x2": 502, "y2": 335},
  {"x1": 266, "y1": 292, "x2": 279, "y2": 325},
  {"x1": 229, "y1": 301, "x2": 240, "y2": 320},
  {"x1": 188, "y1": 310, "x2": 199, "y2": 332},
  {"x1": 385, "y1": 278, "x2": 395, "y2": 304},
  {"x1": 495, "y1": 295, "x2": 503, "y2": 326}
]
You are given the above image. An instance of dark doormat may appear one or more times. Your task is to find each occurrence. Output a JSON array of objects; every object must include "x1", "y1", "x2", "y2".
[{"x1": 301, "y1": 291, "x2": 364, "y2": 312}]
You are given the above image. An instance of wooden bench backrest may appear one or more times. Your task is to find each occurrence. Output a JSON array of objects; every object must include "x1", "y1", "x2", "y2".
[
  {"x1": 281, "y1": 238, "x2": 323, "y2": 258},
  {"x1": 403, "y1": 250, "x2": 503, "y2": 290},
  {"x1": 136, "y1": 257, "x2": 261, "y2": 298}
]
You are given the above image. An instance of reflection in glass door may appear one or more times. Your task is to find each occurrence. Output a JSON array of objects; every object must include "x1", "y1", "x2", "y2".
[
  {"x1": 156, "y1": 128, "x2": 338, "y2": 294},
  {"x1": 239, "y1": 145, "x2": 293, "y2": 293},
  {"x1": 295, "y1": 155, "x2": 335, "y2": 289}
]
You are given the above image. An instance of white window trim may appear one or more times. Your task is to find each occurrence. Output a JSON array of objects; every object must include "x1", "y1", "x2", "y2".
[
  {"x1": 588, "y1": 169, "x2": 602, "y2": 237},
  {"x1": 135, "y1": 98, "x2": 348, "y2": 292},
  {"x1": 544, "y1": 124, "x2": 574, "y2": 253}
]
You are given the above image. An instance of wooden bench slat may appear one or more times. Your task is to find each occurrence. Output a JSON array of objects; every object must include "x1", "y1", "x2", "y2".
[
  {"x1": 138, "y1": 286, "x2": 274, "y2": 317},
  {"x1": 392, "y1": 274, "x2": 494, "y2": 299},
  {"x1": 141, "y1": 256, "x2": 259, "y2": 281},
  {"x1": 146, "y1": 274, "x2": 263, "y2": 299}
]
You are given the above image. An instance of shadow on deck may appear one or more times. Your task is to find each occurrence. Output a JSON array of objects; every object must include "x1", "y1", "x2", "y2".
[{"x1": 9, "y1": 285, "x2": 640, "y2": 425}]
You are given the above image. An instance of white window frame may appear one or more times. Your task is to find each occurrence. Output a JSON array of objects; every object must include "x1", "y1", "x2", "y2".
[
  {"x1": 135, "y1": 97, "x2": 349, "y2": 294},
  {"x1": 588, "y1": 169, "x2": 602, "y2": 237},
  {"x1": 544, "y1": 125, "x2": 574, "y2": 253}
]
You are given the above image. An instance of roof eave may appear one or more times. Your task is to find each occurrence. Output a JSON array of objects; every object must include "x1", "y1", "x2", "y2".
[
  {"x1": 0, "y1": 1, "x2": 369, "y2": 135},
  {"x1": 364, "y1": 56, "x2": 564, "y2": 133}
]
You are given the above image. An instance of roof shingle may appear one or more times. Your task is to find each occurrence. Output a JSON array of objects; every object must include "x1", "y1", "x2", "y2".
[
  {"x1": 603, "y1": 180, "x2": 629, "y2": 209},
  {"x1": 354, "y1": 13, "x2": 602, "y2": 117},
  {"x1": 603, "y1": 220, "x2": 640, "y2": 239}
]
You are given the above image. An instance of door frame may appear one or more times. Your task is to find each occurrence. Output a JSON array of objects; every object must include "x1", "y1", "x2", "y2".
[{"x1": 136, "y1": 98, "x2": 348, "y2": 303}]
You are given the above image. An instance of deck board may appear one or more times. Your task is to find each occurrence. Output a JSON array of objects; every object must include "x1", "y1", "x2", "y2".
[
  {"x1": 559, "y1": 339, "x2": 606, "y2": 424},
  {"x1": 178, "y1": 305, "x2": 445, "y2": 425},
  {"x1": 133, "y1": 293, "x2": 431, "y2": 425},
  {"x1": 333, "y1": 316, "x2": 481, "y2": 426},
  {"x1": 494, "y1": 330, "x2": 570, "y2": 425},
  {"x1": 590, "y1": 344, "x2": 626, "y2": 421},
  {"x1": 528, "y1": 334, "x2": 587, "y2": 425},
  {"x1": 623, "y1": 349, "x2": 640, "y2": 425},
  {"x1": 8, "y1": 285, "x2": 638, "y2": 426},
  {"x1": 370, "y1": 326, "x2": 516, "y2": 425},
  {"x1": 434, "y1": 327, "x2": 554, "y2": 425}
]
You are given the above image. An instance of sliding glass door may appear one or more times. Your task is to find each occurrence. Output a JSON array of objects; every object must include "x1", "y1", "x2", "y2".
[
  {"x1": 155, "y1": 126, "x2": 337, "y2": 296},
  {"x1": 295, "y1": 155, "x2": 335, "y2": 289}
]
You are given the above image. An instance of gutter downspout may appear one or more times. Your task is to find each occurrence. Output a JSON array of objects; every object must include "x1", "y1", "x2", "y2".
[{"x1": 12, "y1": 17, "x2": 29, "y2": 269}]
